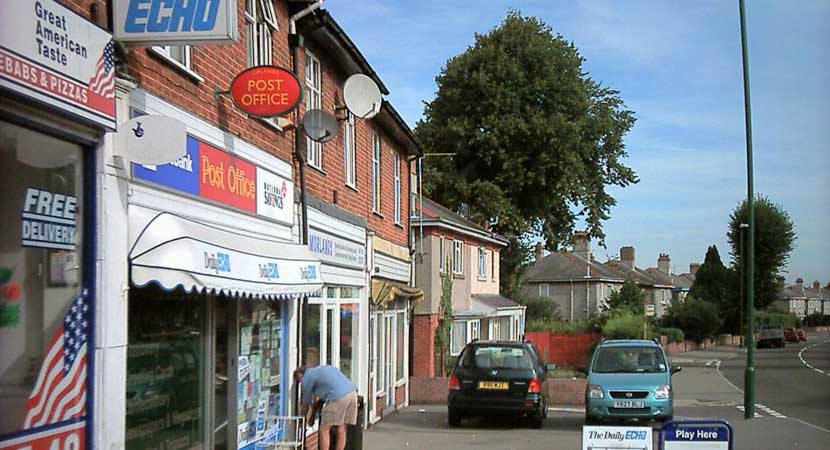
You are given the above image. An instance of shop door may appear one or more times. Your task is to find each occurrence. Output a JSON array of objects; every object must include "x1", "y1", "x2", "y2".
[
  {"x1": 383, "y1": 314, "x2": 395, "y2": 409},
  {"x1": 324, "y1": 305, "x2": 338, "y2": 366},
  {"x1": 368, "y1": 314, "x2": 376, "y2": 421}
]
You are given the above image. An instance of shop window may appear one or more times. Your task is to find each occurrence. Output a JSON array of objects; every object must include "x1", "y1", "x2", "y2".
[
  {"x1": 395, "y1": 312, "x2": 405, "y2": 383},
  {"x1": 0, "y1": 121, "x2": 86, "y2": 436},
  {"x1": 340, "y1": 303, "x2": 359, "y2": 386},
  {"x1": 304, "y1": 303, "x2": 322, "y2": 367},
  {"x1": 305, "y1": 51, "x2": 322, "y2": 169}
]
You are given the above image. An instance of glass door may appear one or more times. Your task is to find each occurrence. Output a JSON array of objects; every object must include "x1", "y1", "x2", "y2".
[
  {"x1": 368, "y1": 314, "x2": 376, "y2": 420},
  {"x1": 384, "y1": 314, "x2": 394, "y2": 409}
]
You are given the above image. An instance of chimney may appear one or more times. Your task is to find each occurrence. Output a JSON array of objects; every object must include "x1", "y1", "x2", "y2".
[
  {"x1": 535, "y1": 242, "x2": 543, "y2": 262},
  {"x1": 620, "y1": 246, "x2": 635, "y2": 269},
  {"x1": 689, "y1": 263, "x2": 700, "y2": 275},
  {"x1": 573, "y1": 231, "x2": 591, "y2": 260},
  {"x1": 813, "y1": 280, "x2": 821, "y2": 291},
  {"x1": 796, "y1": 278, "x2": 804, "y2": 292},
  {"x1": 657, "y1": 253, "x2": 671, "y2": 274}
]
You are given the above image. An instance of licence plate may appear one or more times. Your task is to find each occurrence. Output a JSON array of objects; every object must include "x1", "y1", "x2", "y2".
[
  {"x1": 612, "y1": 401, "x2": 645, "y2": 408},
  {"x1": 478, "y1": 381, "x2": 509, "y2": 390}
]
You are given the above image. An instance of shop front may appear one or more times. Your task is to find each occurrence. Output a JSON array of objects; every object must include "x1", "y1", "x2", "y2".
[{"x1": 0, "y1": 1, "x2": 114, "y2": 449}]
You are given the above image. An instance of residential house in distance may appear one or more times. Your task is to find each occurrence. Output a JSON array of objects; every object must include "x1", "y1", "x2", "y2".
[
  {"x1": 776, "y1": 279, "x2": 830, "y2": 318},
  {"x1": 411, "y1": 198, "x2": 525, "y2": 376},
  {"x1": 523, "y1": 232, "x2": 625, "y2": 321},
  {"x1": 602, "y1": 247, "x2": 674, "y2": 318}
]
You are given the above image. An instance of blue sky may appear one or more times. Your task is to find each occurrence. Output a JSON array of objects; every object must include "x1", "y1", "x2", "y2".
[{"x1": 327, "y1": 0, "x2": 829, "y2": 285}]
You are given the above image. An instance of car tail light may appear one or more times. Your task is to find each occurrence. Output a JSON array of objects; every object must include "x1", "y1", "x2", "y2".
[
  {"x1": 448, "y1": 374, "x2": 460, "y2": 390},
  {"x1": 528, "y1": 378, "x2": 542, "y2": 393}
]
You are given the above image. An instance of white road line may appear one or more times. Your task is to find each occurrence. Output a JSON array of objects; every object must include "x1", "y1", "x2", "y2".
[{"x1": 797, "y1": 339, "x2": 830, "y2": 377}]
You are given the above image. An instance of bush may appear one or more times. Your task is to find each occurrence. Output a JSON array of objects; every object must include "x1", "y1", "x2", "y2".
[
  {"x1": 756, "y1": 309, "x2": 797, "y2": 328},
  {"x1": 602, "y1": 311, "x2": 648, "y2": 340},
  {"x1": 657, "y1": 327, "x2": 685, "y2": 343},
  {"x1": 526, "y1": 316, "x2": 603, "y2": 334},
  {"x1": 522, "y1": 296, "x2": 562, "y2": 322},
  {"x1": 804, "y1": 312, "x2": 830, "y2": 327},
  {"x1": 663, "y1": 297, "x2": 721, "y2": 344}
]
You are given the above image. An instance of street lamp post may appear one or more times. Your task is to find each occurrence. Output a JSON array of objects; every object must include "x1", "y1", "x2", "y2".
[
  {"x1": 739, "y1": 0, "x2": 757, "y2": 420},
  {"x1": 739, "y1": 223, "x2": 748, "y2": 349}
]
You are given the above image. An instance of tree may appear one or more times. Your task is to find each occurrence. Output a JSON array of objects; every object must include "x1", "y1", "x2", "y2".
[
  {"x1": 606, "y1": 279, "x2": 645, "y2": 315},
  {"x1": 522, "y1": 296, "x2": 562, "y2": 322},
  {"x1": 662, "y1": 297, "x2": 722, "y2": 344},
  {"x1": 727, "y1": 195, "x2": 796, "y2": 309},
  {"x1": 689, "y1": 245, "x2": 738, "y2": 332},
  {"x1": 434, "y1": 272, "x2": 454, "y2": 376},
  {"x1": 416, "y1": 11, "x2": 637, "y2": 295}
]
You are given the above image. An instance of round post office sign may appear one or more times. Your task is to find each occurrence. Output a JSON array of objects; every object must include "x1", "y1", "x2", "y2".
[{"x1": 230, "y1": 66, "x2": 303, "y2": 117}]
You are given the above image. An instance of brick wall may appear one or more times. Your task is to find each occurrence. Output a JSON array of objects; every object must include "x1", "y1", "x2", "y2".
[
  {"x1": 412, "y1": 314, "x2": 438, "y2": 377},
  {"x1": 409, "y1": 376, "x2": 588, "y2": 406},
  {"x1": 395, "y1": 384, "x2": 405, "y2": 407}
]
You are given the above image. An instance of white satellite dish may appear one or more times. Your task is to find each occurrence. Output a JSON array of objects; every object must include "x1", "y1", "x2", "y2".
[
  {"x1": 115, "y1": 115, "x2": 187, "y2": 165},
  {"x1": 302, "y1": 109, "x2": 339, "y2": 143},
  {"x1": 343, "y1": 74, "x2": 382, "y2": 119}
]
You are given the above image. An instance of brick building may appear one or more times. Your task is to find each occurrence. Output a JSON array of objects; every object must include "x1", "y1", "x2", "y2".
[{"x1": 0, "y1": 1, "x2": 419, "y2": 449}]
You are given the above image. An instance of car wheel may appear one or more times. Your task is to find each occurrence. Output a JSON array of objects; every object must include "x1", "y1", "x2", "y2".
[
  {"x1": 530, "y1": 413, "x2": 544, "y2": 429},
  {"x1": 448, "y1": 408, "x2": 462, "y2": 427}
]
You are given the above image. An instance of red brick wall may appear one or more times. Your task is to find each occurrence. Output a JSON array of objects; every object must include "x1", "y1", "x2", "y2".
[
  {"x1": 409, "y1": 376, "x2": 588, "y2": 406},
  {"x1": 395, "y1": 384, "x2": 406, "y2": 408},
  {"x1": 412, "y1": 314, "x2": 438, "y2": 377},
  {"x1": 525, "y1": 332, "x2": 601, "y2": 368}
]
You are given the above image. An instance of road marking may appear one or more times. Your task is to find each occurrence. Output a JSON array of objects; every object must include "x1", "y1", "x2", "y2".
[
  {"x1": 797, "y1": 339, "x2": 830, "y2": 377},
  {"x1": 548, "y1": 406, "x2": 585, "y2": 413},
  {"x1": 705, "y1": 359, "x2": 717, "y2": 367},
  {"x1": 755, "y1": 403, "x2": 786, "y2": 419},
  {"x1": 736, "y1": 405, "x2": 762, "y2": 418}
]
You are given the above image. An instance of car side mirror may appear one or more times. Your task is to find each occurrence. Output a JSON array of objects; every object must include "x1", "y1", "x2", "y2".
[
  {"x1": 671, "y1": 366, "x2": 682, "y2": 375},
  {"x1": 577, "y1": 366, "x2": 588, "y2": 375},
  {"x1": 545, "y1": 363, "x2": 557, "y2": 371}
]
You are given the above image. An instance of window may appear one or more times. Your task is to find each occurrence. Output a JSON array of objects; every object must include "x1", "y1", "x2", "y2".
[
  {"x1": 344, "y1": 112, "x2": 356, "y2": 187},
  {"x1": 539, "y1": 283, "x2": 550, "y2": 297},
  {"x1": 471, "y1": 321, "x2": 480, "y2": 341},
  {"x1": 452, "y1": 240, "x2": 463, "y2": 274},
  {"x1": 393, "y1": 152, "x2": 401, "y2": 224},
  {"x1": 371, "y1": 131, "x2": 381, "y2": 212},
  {"x1": 305, "y1": 51, "x2": 322, "y2": 168},
  {"x1": 478, "y1": 247, "x2": 487, "y2": 278},
  {"x1": 245, "y1": 0, "x2": 278, "y2": 67},
  {"x1": 438, "y1": 237, "x2": 445, "y2": 273},
  {"x1": 491, "y1": 250, "x2": 496, "y2": 281},
  {"x1": 396, "y1": 312, "x2": 405, "y2": 383},
  {"x1": 450, "y1": 321, "x2": 467, "y2": 355}
]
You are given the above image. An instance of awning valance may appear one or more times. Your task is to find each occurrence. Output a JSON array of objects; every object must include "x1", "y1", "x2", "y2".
[
  {"x1": 370, "y1": 279, "x2": 423, "y2": 306},
  {"x1": 129, "y1": 207, "x2": 322, "y2": 300}
]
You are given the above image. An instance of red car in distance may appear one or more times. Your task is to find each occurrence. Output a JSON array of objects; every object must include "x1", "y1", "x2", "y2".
[
  {"x1": 783, "y1": 327, "x2": 799, "y2": 343},
  {"x1": 797, "y1": 329, "x2": 807, "y2": 341}
]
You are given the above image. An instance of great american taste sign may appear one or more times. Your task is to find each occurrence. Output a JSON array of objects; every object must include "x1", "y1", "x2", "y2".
[
  {"x1": 0, "y1": 0, "x2": 116, "y2": 129},
  {"x1": 114, "y1": 0, "x2": 238, "y2": 45}
]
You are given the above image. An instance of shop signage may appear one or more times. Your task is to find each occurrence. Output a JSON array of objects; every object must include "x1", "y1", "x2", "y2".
[
  {"x1": 229, "y1": 66, "x2": 303, "y2": 117},
  {"x1": 116, "y1": 115, "x2": 188, "y2": 165},
  {"x1": 113, "y1": 0, "x2": 238, "y2": 45},
  {"x1": 582, "y1": 426, "x2": 652, "y2": 450},
  {"x1": 0, "y1": 0, "x2": 116, "y2": 129},
  {"x1": 133, "y1": 135, "x2": 294, "y2": 225},
  {"x1": 187, "y1": 243, "x2": 319, "y2": 286},
  {"x1": 21, "y1": 187, "x2": 77, "y2": 251},
  {"x1": 308, "y1": 229, "x2": 366, "y2": 270},
  {"x1": 661, "y1": 420, "x2": 732, "y2": 450},
  {"x1": 0, "y1": 421, "x2": 85, "y2": 450}
]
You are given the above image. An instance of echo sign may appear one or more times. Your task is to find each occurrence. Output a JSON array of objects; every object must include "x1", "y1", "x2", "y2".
[
  {"x1": 230, "y1": 66, "x2": 302, "y2": 117},
  {"x1": 21, "y1": 188, "x2": 77, "y2": 251}
]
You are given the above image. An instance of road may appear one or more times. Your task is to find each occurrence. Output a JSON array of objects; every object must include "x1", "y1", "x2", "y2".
[
  {"x1": 719, "y1": 331, "x2": 830, "y2": 430},
  {"x1": 363, "y1": 340, "x2": 830, "y2": 450}
]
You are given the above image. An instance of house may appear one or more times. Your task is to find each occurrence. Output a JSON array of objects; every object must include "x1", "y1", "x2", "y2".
[
  {"x1": 411, "y1": 197, "x2": 525, "y2": 376},
  {"x1": 602, "y1": 247, "x2": 674, "y2": 318},
  {"x1": 776, "y1": 279, "x2": 829, "y2": 318}
]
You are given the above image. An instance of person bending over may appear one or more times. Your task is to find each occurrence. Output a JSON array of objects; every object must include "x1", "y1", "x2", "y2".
[{"x1": 295, "y1": 365, "x2": 357, "y2": 450}]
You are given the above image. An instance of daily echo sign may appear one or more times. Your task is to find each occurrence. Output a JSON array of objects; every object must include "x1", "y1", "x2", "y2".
[
  {"x1": 0, "y1": 0, "x2": 116, "y2": 129},
  {"x1": 114, "y1": 0, "x2": 238, "y2": 45}
]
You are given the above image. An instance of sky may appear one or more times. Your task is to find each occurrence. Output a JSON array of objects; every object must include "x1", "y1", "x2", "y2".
[{"x1": 326, "y1": 0, "x2": 830, "y2": 285}]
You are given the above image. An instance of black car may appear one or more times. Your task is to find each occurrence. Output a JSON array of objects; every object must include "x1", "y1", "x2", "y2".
[{"x1": 447, "y1": 340, "x2": 553, "y2": 428}]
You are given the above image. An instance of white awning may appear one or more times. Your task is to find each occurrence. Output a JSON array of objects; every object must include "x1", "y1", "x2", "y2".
[{"x1": 129, "y1": 207, "x2": 322, "y2": 300}]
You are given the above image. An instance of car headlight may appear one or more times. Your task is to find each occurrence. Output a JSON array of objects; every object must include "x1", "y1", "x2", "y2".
[
  {"x1": 587, "y1": 385, "x2": 604, "y2": 399},
  {"x1": 655, "y1": 384, "x2": 671, "y2": 399}
]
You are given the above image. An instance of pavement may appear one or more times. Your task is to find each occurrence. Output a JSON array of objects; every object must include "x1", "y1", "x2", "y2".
[{"x1": 362, "y1": 337, "x2": 830, "y2": 450}]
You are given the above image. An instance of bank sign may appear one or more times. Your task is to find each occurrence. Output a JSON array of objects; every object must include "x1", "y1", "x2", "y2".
[
  {"x1": 0, "y1": 0, "x2": 116, "y2": 129},
  {"x1": 133, "y1": 136, "x2": 294, "y2": 225},
  {"x1": 114, "y1": 0, "x2": 238, "y2": 45}
]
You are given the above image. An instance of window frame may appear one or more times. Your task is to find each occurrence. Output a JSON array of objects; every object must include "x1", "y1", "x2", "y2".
[
  {"x1": 305, "y1": 50, "x2": 323, "y2": 169},
  {"x1": 393, "y1": 152, "x2": 401, "y2": 224},
  {"x1": 344, "y1": 111, "x2": 356, "y2": 188},
  {"x1": 150, "y1": 45, "x2": 203, "y2": 81},
  {"x1": 452, "y1": 240, "x2": 464, "y2": 274},
  {"x1": 371, "y1": 131, "x2": 382, "y2": 213},
  {"x1": 539, "y1": 283, "x2": 550, "y2": 298},
  {"x1": 245, "y1": 0, "x2": 278, "y2": 68},
  {"x1": 438, "y1": 236, "x2": 445, "y2": 273},
  {"x1": 477, "y1": 247, "x2": 487, "y2": 278}
]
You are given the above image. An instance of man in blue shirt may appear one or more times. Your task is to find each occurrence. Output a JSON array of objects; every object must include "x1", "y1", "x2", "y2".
[{"x1": 294, "y1": 365, "x2": 357, "y2": 450}]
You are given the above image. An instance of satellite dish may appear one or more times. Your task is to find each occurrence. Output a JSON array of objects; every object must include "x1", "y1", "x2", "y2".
[
  {"x1": 115, "y1": 115, "x2": 187, "y2": 165},
  {"x1": 302, "y1": 109, "x2": 338, "y2": 143},
  {"x1": 343, "y1": 74, "x2": 382, "y2": 119}
]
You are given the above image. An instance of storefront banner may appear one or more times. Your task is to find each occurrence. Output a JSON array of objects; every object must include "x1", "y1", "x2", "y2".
[
  {"x1": 308, "y1": 229, "x2": 365, "y2": 270},
  {"x1": 582, "y1": 426, "x2": 652, "y2": 450},
  {"x1": 133, "y1": 136, "x2": 294, "y2": 226},
  {"x1": 113, "y1": 0, "x2": 238, "y2": 45},
  {"x1": 0, "y1": 421, "x2": 85, "y2": 450},
  {"x1": 0, "y1": 0, "x2": 116, "y2": 129}
]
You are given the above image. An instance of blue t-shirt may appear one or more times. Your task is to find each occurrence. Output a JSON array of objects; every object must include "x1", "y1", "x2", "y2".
[{"x1": 300, "y1": 365, "x2": 355, "y2": 403}]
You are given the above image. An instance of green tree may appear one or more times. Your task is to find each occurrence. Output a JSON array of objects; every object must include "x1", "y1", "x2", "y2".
[
  {"x1": 662, "y1": 297, "x2": 722, "y2": 344},
  {"x1": 416, "y1": 11, "x2": 637, "y2": 295},
  {"x1": 727, "y1": 195, "x2": 796, "y2": 309},
  {"x1": 606, "y1": 279, "x2": 645, "y2": 315},
  {"x1": 690, "y1": 245, "x2": 738, "y2": 332},
  {"x1": 434, "y1": 272, "x2": 454, "y2": 376}
]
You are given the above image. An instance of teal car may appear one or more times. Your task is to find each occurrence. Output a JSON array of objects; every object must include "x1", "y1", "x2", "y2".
[{"x1": 580, "y1": 339, "x2": 680, "y2": 423}]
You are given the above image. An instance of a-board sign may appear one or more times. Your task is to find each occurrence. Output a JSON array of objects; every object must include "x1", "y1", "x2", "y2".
[
  {"x1": 583, "y1": 426, "x2": 653, "y2": 450},
  {"x1": 229, "y1": 66, "x2": 302, "y2": 117},
  {"x1": 660, "y1": 420, "x2": 733, "y2": 450}
]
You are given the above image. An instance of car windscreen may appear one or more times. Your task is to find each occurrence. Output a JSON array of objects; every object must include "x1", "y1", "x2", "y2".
[
  {"x1": 461, "y1": 346, "x2": 534, "y2": 370},
  {"x1": 592, "y1": 346, "x2": 667, "y2": 373}
]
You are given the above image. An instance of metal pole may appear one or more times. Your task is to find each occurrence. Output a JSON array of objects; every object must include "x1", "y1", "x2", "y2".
[
  {"x1": 739, "y1": 223, "x2": 748, "y2": 348},
  {"x1": 739, "y1": 0, "x2": 756, "y2": 420}
]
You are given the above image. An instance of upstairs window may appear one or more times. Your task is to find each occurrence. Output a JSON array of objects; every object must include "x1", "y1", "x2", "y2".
[
  {"x1": 245, "y1": 0, "x2": 278, "y2": 67},
  {"x1": 438, "y1": 237, "x2": 445, "y2": 273},
  {"x1": 393, "y1": 152, "x2": 401, "y2": 224},
  {"x1": 305, "y1": 51, "x2": 322, "y2": 168},
  {"x1": 478, "y1": 247, "x2": 486, "y2": 278},
  {"x1": 452, "y1": 240, "x2": 463, "y2": 274},
  {"x1": 344, "y1": 112, "x2": 356, "y2": 187},
  {"x1": 372, "y1": 131, "x2": 381, "y2": 212}
]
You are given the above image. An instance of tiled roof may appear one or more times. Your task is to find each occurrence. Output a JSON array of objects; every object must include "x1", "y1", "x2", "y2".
[
  {"x1": 602, "y1": 260, "x2": 672, "y2": 287},
  {"x1": 416, "y1": 197, "x2": 508, "y2": 244},
  {"x1": 671, "y1": 273, "x2": 696, "y2": 290},
  {"x1": 471, "y1": 294, "x2": 521, "y2": 309},
  {"x1": 526, "y1": 251, "x2": 622, "y2": 281}
]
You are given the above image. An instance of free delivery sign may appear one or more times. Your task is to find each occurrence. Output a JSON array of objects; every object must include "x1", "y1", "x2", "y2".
[{"x1": 114, "y1": 0, "x2": 238, "y2": 45}]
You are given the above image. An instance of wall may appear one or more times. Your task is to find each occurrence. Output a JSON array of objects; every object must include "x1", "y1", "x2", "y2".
[
  {"x1": 414, "y1": 234, "x2": 443, "y2": 315},
  {"x1": 412, "y1": 314, "x2": 438, "y2": 377},
  {"x1": 470, "y1": 247, "x2": 500, "y2": 295}
]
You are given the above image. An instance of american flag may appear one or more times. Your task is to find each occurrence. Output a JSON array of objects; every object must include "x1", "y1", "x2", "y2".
[
  {"x1": 88, "y1": 41, "x2": 114, "y2": 98},
  {"x1": 21, "y1": 293, "x2": 88, "y2": 429}
]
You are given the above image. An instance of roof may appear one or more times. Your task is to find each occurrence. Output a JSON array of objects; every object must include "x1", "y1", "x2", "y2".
[
  {"x1": 599, "y1": 339, "x2": 661, "y2": 348},
  {"x1": 643, "y1": 268, "x2": 676, "y2": 286},
  {"x1": 526, "y1": 251, "x2": 622, "y2": 282},
  {"x1": 471, "y1": 294, "x2": 521, "y2": 309},
  {"x1": 671, "y1": 273, "x2": 696, "y2": 290},
  {"x1": 602, "y1": 260, "x2": 673, "y2": 288},
  {"x1": 416, "y1": 197, "x2": 508, "y2": 246}
]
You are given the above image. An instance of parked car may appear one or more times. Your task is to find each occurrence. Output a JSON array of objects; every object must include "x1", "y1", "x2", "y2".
[
  {"x1": 757, "y1": 325, "x2": 785, "y2": 348},
  {"x1": 447, "y1": 340, "x2": 553, "y2": 428},
  {"x1": 784, "y1": 327, "x2": 799, "y2": 343},
  {"x1": 797, "y1": 328, "x2": 808, "y2": 341},
  {"x1": 580, "y1": 339, "x2": 679, "y2": 424}
]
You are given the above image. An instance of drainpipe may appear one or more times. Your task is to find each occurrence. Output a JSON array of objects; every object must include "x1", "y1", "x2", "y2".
[
  {"x1": 569, "y1": 278, "x2": 574, "y2": 322},
  {"x1": 289, "y1": 0, "x2": 322, "y2": 414}
]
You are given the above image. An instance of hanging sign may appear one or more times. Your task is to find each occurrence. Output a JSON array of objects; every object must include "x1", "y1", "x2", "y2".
[
  {"x1": 229, "y1": 66, "x2": 303, "y2": 117},
  {"x1": 113, "y1": 0, "x2": 238, "y2": 45}
]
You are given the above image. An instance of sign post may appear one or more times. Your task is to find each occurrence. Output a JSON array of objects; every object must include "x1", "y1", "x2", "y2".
[{"x1": 660, "y1": 419, "x2": 733, "y2": 450}]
